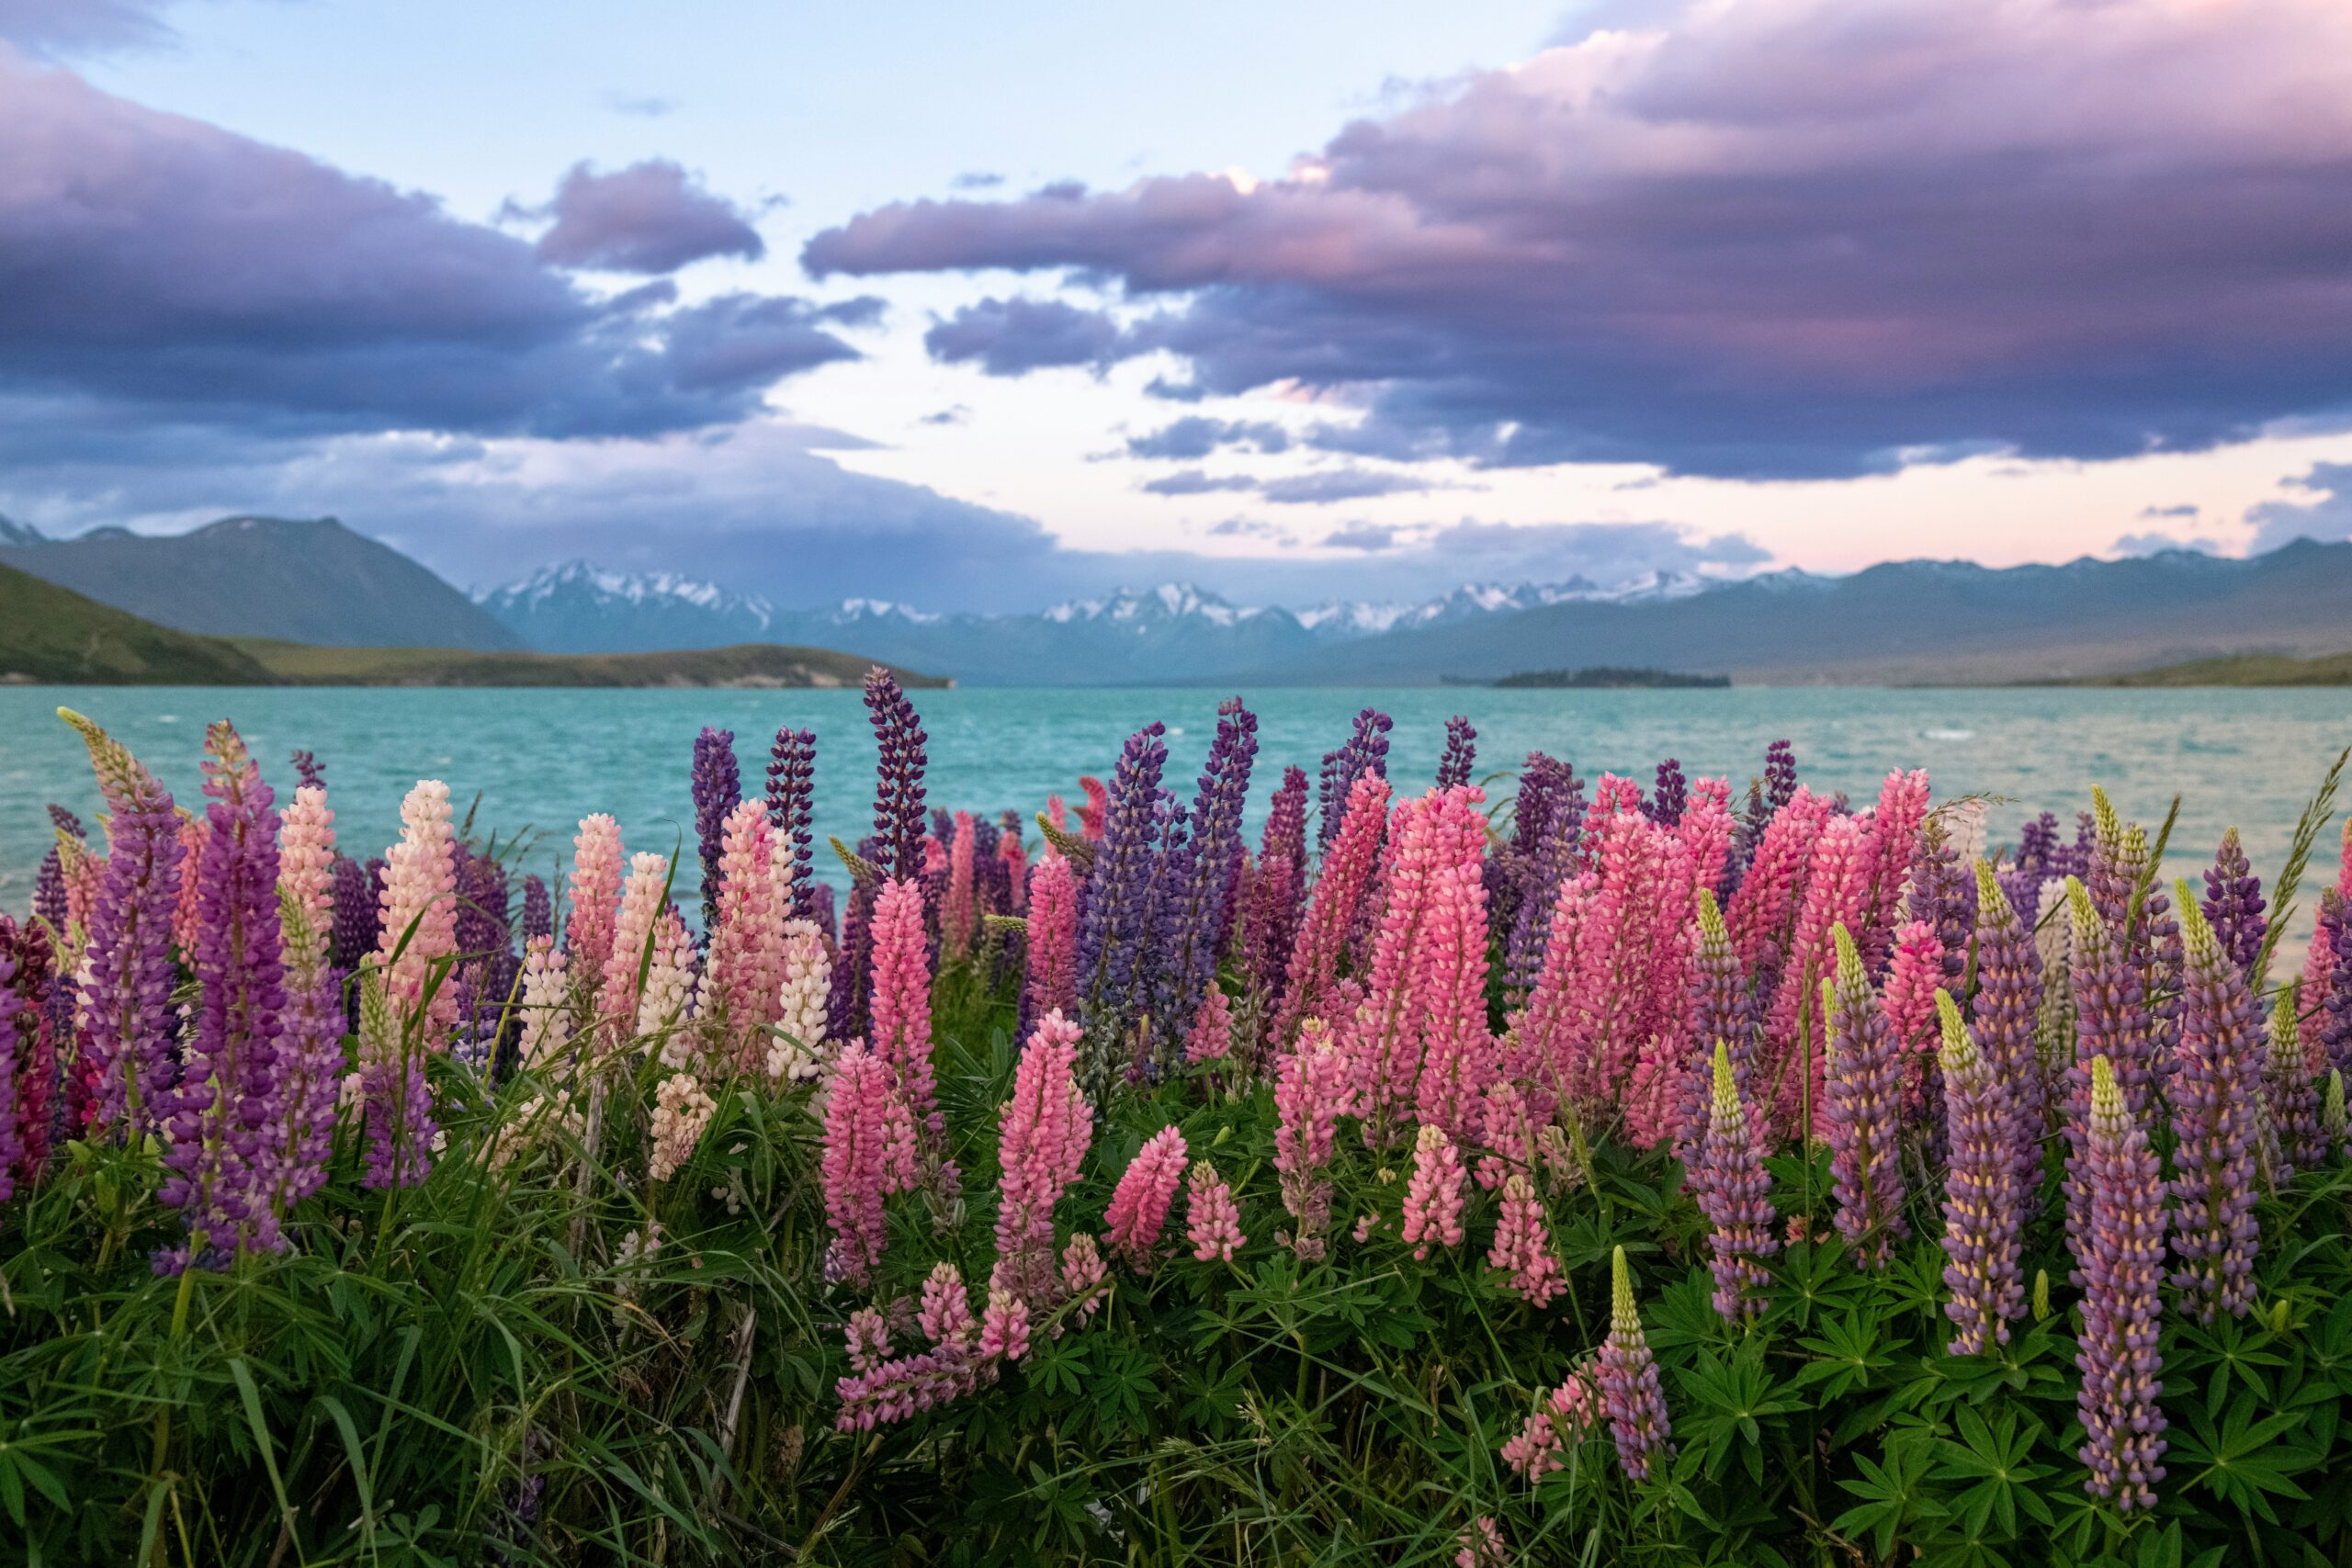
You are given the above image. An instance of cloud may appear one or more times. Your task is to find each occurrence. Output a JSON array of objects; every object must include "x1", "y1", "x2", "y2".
[
  {"x1": 1125, "y1": 416, "x2": 1289, "y2": 459},
  {"x1": 1257, "y1": 468, "x2": 1432, "y2": 505},
  {"x1": 1206, "y1": 517, "x2": 1285, "y2": 541},
  {"x1": 0, "y1": 53, "x2": 864, "y2": 441},
  {"x1": 1322, "y1": 522, "x2": 1398, "y2": 551},
  {"x1": 2246, "y1": 463, "x2": 2352, "y2": 551},
  {"x1": 602, "y1": 91, "x2": 677, "y2": 118},
  {"x1": 922, "y1": 297, "x2": 1131, "y2": 376},
  {"x1": 951, "y1": 171, "x2": 1005, "y2": 190},
  {"x1": 0, "y1": 0, "x2": 189, "y2": 56},
  {"x1": 2140, "y1": 503, "x2": 2200, "y2": 520},
  {"x1": 1141, "y1": 469, "x2": 1256, "y2": 496},
  {"x1": 522, "y1": 159, "x2": 765, "y2": 274},
  {"x1": 919, "y1": 405, "x2": 970, "y2": 426},
  {"x1": 2112, "y1": 530, "x2": 2220, "y2": 557},
  {"x1": 806, "y1": 0, "x2": 2352, "y2": 479}
]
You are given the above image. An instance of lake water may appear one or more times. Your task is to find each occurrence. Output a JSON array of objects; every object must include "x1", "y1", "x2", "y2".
[{"x1": 4, "y1": 685, "x2": 2347, "y2": 936}]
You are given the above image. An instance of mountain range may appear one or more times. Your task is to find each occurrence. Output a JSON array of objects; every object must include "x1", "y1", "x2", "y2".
[{"x1": 6, "y1": 511, "x2": 2352, "y2": 685}]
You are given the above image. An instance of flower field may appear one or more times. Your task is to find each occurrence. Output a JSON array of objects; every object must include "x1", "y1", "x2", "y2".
[{"x1": 3, "y1": 673, "x2": 2351, "y2": 1566}]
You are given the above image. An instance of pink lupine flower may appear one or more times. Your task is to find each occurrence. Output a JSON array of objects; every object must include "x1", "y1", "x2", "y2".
[
  {"x1": 516, "y1": 936, "x2": 572, "y2": 1069},
  {"x1": 1413, "y1": 840, "x2": 1499, "y2": 1141},
  {"x1": 276, "y1": 785, "x2": 336, "y2": 960},
  {"x1": 1104, "y1": 1125, "x2": 1189, "y2": 1265},
  {"x1": 708, "y1": 799, "x2": 786, "y2": 1044},
  {"x1": 1185, "y1": 983, "x2": 1233, "y2": 1065},
  {"x1": 834, "y1": 1341, "x2": 991, "y2": 1430},
  {"x1": 978, "y1": 1289, "x2": 1031, "y2": 1361},
  {"x1": 1346, "y1": 786, "x2": 1489, "y2": 1142},
  {"x1": 1271, "y1": 771, "x2": 1392, "y2": 1050},
  {"x1": 1860, "y1": 770, "x2": 1932, "y2": 965},
  {"x1": 920, "y1": 1261, "x2": 978, "y2": 1346},
  {"x1": 1676, "y1": 778, "x2": 1736, "y2": 904},
  {"x1": 1060, "y1": 1233, "x2": 1107, "y2": 1318},
  {"x1": 1044, "y1": 792, "x2": 1070, "y2": 846},
  {"x1": 1765, "y1": 812, "x2": 1871, "y2": 1123},
  {"x1": 944, "y1": 811, "x2": 978, "y2": 960},
  {"x1": 565, "y1": 814, "x2": 624, "y2": 978},
  {"x1": 1726, "y1": 785, "x2": 1831, "y2": 992},
  {"x1": 868, "y1": 876, "x2": 944, "y2": 1155},
  {"x1": 598, "y1": 851, "x2": 669, "y2": 1037},
  {"x1": 845, "y1": 1306, "x2": 893, "y2": 1374},
  {"x1": 1488, "y1": 1173, "x2": 1564, "y2": 1305},
  {"x1": 374, "y1": 780, "x2": 460, "y2": 1043},
  {"x1": 1882, "y1": 919, "x2": 1946, "y2": 1121},
  {"x1": 648, "y1": 1070, "x2": 716, "y2": 1181},
  {"x1": 770, "y1": 919, "x2": 832, "y2": 1082},
  {"x1": 1454, "y1": 1517, "x2": 1506, "y2": 1568},
  {"x1": 1076, "y1": 775, "x2": 1108, "y2": 840},
  {"x1": 1022, "y1": 852, "x2": 1080, "y2": 1029},
  {"x1": 1186, "y1": 1160, "x2": 1245, "y2": 1262},
  {"x1": 1501, "y1": 1361, "x2": 1598, "y2": 1481},
  {"x1": 1402, "y1": 1122, "x2": 1466, "y2": 1259},
  {"x1": 998, "y1": 827, "x2": 1029, "y2": 912},
  {"x1": 991, "y1": 1009, "x2": 1092, "y2": 1304},
  {"x1": 171, "y1": 815, "x2": 209, "y2": 958},
  {"x1": 820, "y1": 1043, "x2": 899, "y2": 1287},
  {"x1": 1474, "y1": 1077, "x2": 1542, "y2": 1189},
  {"x1": 1273, "y1": 1018, "x2": 1348, "y2": 1257},
  {"x1": 638, "y1": 907, "x2": 701, "y2": 1059}
]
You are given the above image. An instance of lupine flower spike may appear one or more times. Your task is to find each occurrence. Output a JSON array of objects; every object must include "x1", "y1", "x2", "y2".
[
  {"x1": 1692, "y1": 1039, "x2": 1777, "y2": 1322},
  {"x1": 2165, "y1": 883, "x2": 2261, "y2": 1321},
  {"x1": 2074, "y1": 1054, "x2": 2168, "y2": 1515},
  {"x1": 1597, "y1": 1246, "x2": 1674, "y2": 1480},
  {"x1": 1936, "y1": 991, "x2": 2025, "y2": 1352}
]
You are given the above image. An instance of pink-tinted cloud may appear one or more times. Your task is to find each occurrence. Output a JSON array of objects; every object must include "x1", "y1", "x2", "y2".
[
  {"x1": 526, "y1": 159, "x2": 765, "y2": 274},
  {"x1": 806, "y1": 0, "x2": 2352, "y2": 478}
]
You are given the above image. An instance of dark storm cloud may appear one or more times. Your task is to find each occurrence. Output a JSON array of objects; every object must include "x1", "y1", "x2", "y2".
[
  {"x1": 805, "y1": 0, "x2": 2352, "y2": 479},
  {"x1": 525, "y1": 159, "x2": 766, "y2": 274}
]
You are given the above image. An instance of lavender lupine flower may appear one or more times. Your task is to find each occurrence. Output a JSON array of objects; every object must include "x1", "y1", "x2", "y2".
[
  {"x1": 831, "y1": 846, "x2": 881, "y2": 1046},
  {"x1": 1240, "y1": 765, "x2": 1310, "y2": 1021},
  {"x1": 61, "y1": 708, "x2": 187, "y2": 1138},
  {"x1": 1075, "y1": 723, "x2": 1169, "y2": 1091},
  {"x1": 289, "y1": 750, "x2": 326, "y2": 792},
  {"x1": 2320, "y1": 889, "x2": 2352, "y2": 1077},
  {"x1": 691, "y1": 727, "x2": 741, "y2": 931},
  {"x1": 1153, "y1": 699, "x2": 1258, "y2": 1071},
  {"x1": 158, "y1": 722, "x2": 290, "y2": 1270},
  {"x1": 2074, "y1": 1054, "x2": 2169, "y2": 1516},
  {"x1": 1436, "y1": 716, "x2": 1477, "y2": 792},
  {"x1": 1597, "y1": 1247, "x2": 1674, "y2": 1480},
  {"x1": 1504, "y1": 761, "x2": 1585, "y2": 992},
  {"x1": 1763, "y1": 739, "x2": 1797, "y2": 816},
  {"x1": 2064, "y1": 876, "x2": 2154, "y2": 1281},
  {"x1": 2199, "y1": 829, "x2": 2266, "y2": 977},
  {"x1": 1823, "y1": 925, "x2": 1907, "y2": 1263},
  {"x1": 1317, "y1": 706, "x2": 1392, "y2": 849},
  {"x1": 1692, "y1": 1042, "x2": 1777, "y2": 1321},
  {"x1": 330, "y1": 855, "x2": 380, "y2": 978},
  {"x1": 1971, "y1": 863, "x2": 2046, "y2": 1194},
  {"x1": 1649, "y1": 759, "x2": 1688, "y2": 827},
  {"x1": 1937, "y1": 991, "x2": 2025, "y2": 1352},
  {"x1": 1674, "y1": 888, "x2": 1758, "y2": 1160},
  {"x1": 519, "y1": 875, "x2": 553, "y2": 946},
  {"x1": 865, "y1": 669, "x2": 930, "y2": 882},
  {"x1": 1908, "y1": 826, "x2": 1974, "y2": 984},
  {"x1": 2264, "y1": 986, "x2": 2324, "y2": 1178},
  {"x1": 2165, "y1": 885, "x2": 2262, "y2": 1322},
  {"x1": 766, "y1": 726, "x2": 819, "y2": 919},
  {"x1": 33, "y1": 843, "x2": 67, "y2": 934}
]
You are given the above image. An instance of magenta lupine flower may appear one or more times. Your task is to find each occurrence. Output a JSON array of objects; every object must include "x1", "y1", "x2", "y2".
[
  {"x1": 1970, "y1": 863, "x2": 2047, "y2": 1193},
  {"x1": 2063, "y1": 876, "x2": 2154, "y2": 1280},
  {"x1": 1501, "y1": 1362, "x2": 1598, "y2": 1481},
  {"x1": 1104, "y1": 1125, "x2": 1189, "y2": 1266},
  {"x1": 821, "y1": 1043, "x2": 904, "y2": 1287},
  {"x1": 1075, "y1": 775, "x2": 1108, "y2": 840},
  {"x1": 1487, "y1": 1173, "x2": 1565, "y2": 1306},
  {"x1": 943, "y1": 812, "x2": 978, "y2": 960},
  {"x1": 61, "y1": 708, "x2": 188, "y2": 1138},
  {"x1": 0, "y1": 918, "x2": 60, "y2": 1190},
  {"x1": 1823, "y1": 925, "x2": 1908, "y2": 1263},
  {"x1": 172, "y1": 816, "x2": 210, "y2": 958},
  {"x1": 1271, "y1": 771, "x2": 1392, "y2": 1050},
  {"x1": 2165, "y1": 886, "x2": 2262, "y2": 1322},
  {"x1": 1184, "y1": 985, "x2": 1233, "y2": 1065},
  {"x1": 375, "y1": 780, "x2": 461, "y2": 1043},
  {"x1": 990, "y1": 1009, "x2": 1091, "y2": 1304},
  {"x1": 1186, "y1": 1160, "x2": 1245, "y2": 1262},
  {"x1": 1597, "y1": 1247, "x2": 1674, "y2": 1480},
  {"x1": 1937, "y1": 992, "x2": 2025, "y2": 1352},
  {"x1": 765, "y1": 726, "x2": 819, "y2": 919},
  {"x1": 1676, "y1": 776, "x2": 1737, "y2": 919},
  {"x1": 1882, "y1": 919, "x2": 1945, "y2": 1126},
  {"x1": 1273, "y1": 1019, "x2": 1348, "y2": 1258},
  {"x1": 566, "y1": 814, "x2": 624, "y2": 977},
  {"x1": 1020, "y1": 853, "x2": 1080, "y2": 1040},
  {"x1": 2199, "y1": 829, "x2": 2266, "y2": 977},
  {"x1": 1726, "y1": 785, "x2": 1829, "y2": 1009},
  {"x1": 1767, "y1": 813, "x2": 1871, "y2": 1122},
  {"x1": 2265, "y1": 987, "x2": 2324, "y2": 1177},
  {"x1": 1351, "y1": 785, "x2": 1488, "y2": 1142},
  {"x1": 1859, "y1": 770, "x2": 1931, "y2": 965},
  {"x1": 865, "y1": 667, "x2": 931, "y2": 883},
  {"x1": 1692, "y1": 1041, "x2": 1778, "y2": 1321},
  {"x1": 1401, "y1": 1123, "x2": 1466, "y2": 1259},
  {"x1": 706, "y1": 805, "x2": 786, "y2": 1058},
  {"x1": 868, "y1": 876, "x2": 945, "y2": 1164},
  {"x1": 1518, "y1": 778, "x2": 1650, "y2": 1116},
  {"x1": 1154, "y1": 699, "x2": 1260, "y2": 1069},
  {"x1": 978, "y1": 1289, "x2": 1031, "y2": 1361},
  {"x1": 920, "y1": 1260, "x2": 978, "y2": 1346},
  {"x1": 1317, "y1": 705, "x2": 1393, "y2": 850},
  {"x1": 1074, "y1": 722, "x2": 1170, "y2": 1081},
  {"x1": 1060, "y1": 1233, "x2": 1108, "y2": 1317},
  {"x1": 2074, "y1": 1055, "x2": 2169, "y2": 1515},
  {"x1": 834, "y1": 1338, "x2": 992, "y2": 1430},
  {"x1": 1436, "y1": 716, "x2": 1477, "y2": 793}
]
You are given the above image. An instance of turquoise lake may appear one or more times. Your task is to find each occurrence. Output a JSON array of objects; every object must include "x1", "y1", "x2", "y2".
[{"x1": 4, "y1": 686, "x2": 2347, "y2": 928}]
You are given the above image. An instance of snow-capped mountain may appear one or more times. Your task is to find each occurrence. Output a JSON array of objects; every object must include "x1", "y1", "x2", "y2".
[
  {"x1": 1295, "y1": 572, "x2": 1710, "y2": 639},
  {"x1": 477, "y1": 560, "x2": 779, "y2": 652}
]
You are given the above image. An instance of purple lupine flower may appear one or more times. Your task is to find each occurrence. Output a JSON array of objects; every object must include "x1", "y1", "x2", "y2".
[
  {"x1": 158, "y1": 721, "x2": 291, "y2": 1270},
  {"x1": 1504, "y1": 761, "x2": 1585, "y2": 991},
  {"x1": 1763, "y1": 739, "x2": 1797, "y2": 816},
  {"x1": 2318, "y1": 889, "x2": 2352, "y2": 1077},
  {"x1": 289, "y1": 750, "x2": 327, "y2": 793},
  {"x1": 2084, "y1": 788, "x2": 2134, "y2": 928},
  {"x1": 361, "y1": 1052, "x2": 435, "y2": 1190},
  {"x1": 2073, "y1": 1054, "x2": 2169, "y2": 1516},
  {"x1": 808, "y1": 881, "x2": 838, "y2": 944},
  {"x1": 329, "y1": 855, "x2": 379, "y2": 977},
  {"x1": 1823, "y1": 924, "x2": 1907, "y2": 1263},
  {"x1": 519, "y1": 875, "x2": 553, "y2": 946},
  {"x1": 2063, "y1": 876, "x2": 2154, "y2": 1282},
  {"x1": 1649, "y1": 759, "x2": 1688, "y2": 827},
  {"x1": 1908, "y1": 829, "x2": 1974, "y2": 984},
  {"x1": 865, "y1": 668, "x2": 930, "y2": 883},
  {"x1": 1691, "y1": 1042, "x2": 1777, "y2": 1321},
  {"x1": 1968, "y1": 863, "x2": 2046, "y2": 1195},
  {"x1": 2165, "y1": 885, "x2": 2262, "y2": 1322},
  {"x1": 830, "y1": 840, "x2": 882, "y2": 1046},
  {"x1": 270, "y1": 952, "x2": 343, "y2": 1213},
  {"x1": 32, "y1": 846, "x2": 67, "y2": 934},
  {"x1": 691, "y1": 727, "x2": 741, "y2": 931},
  {"x1": 766, "y1": 727, "x2": 819, "y2": 919},
  {"x1": 1075, "y1": 722, "x2": 1170, "y2": 1093},
  {"x1": 1597, "y1": 1246, "x2": 1674, "y2": 1480},
  {"x1": 2265, "y1": 986, "x2": 2324, "y2": 1178},
  {"x1": 2198, "y1": 829, "x2": 2266, "y2": 979},
  {"x1": 1436, "y1": 716, "x2": 1476, "y2": 792},
  {"x1": 1674, "y1": 888, "x2": 1758, "y2": 1160},
  {"x1": 1937, "y1": 991, "x2": 2025, "y2": 1352},
  {"x1": 1153, "y1": 700, "x2": 1258, "y2": 1069},
  {"x1": 453, "y1": 846, "x2": 512, "y2": 959},
  {"x1": 61, "y1": 708, "x2": 187, "y2": 1139},
  {"x1": 1241, "y1": 764, "x2": 1310, "y2": 1024},
  {"x1": 48, "y1": 803, "x2": 85, "y2": 841},
  {"x1": 1316, "y1": 706, "x2": 1392, "y2": 850}
]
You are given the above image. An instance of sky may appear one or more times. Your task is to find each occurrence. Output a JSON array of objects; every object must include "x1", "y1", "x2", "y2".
[{"x1": 4, "y1": 0, "x2": 2352, "y2": 613}]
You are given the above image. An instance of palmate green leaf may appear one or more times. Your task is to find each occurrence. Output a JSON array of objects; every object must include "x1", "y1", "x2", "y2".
[
  {"x1": 1768, "y1": 1236, "x2": 1869, "y2": 1332},
  {"x1": 1793, "y1": 1307, "x2": 1901, "y2": 1400},
  {"x1": 1931, "y1": 1404, "x2": 2056, "y2": 1540},
  {"x1": 2169, "y1": 1394, "x2": 2320, "y2": 1523},
  {"x1": 1668, "y1": 1342, "x2": 1802, "y2": 1486},
  {"x1": 1832, "y1": 1435, "x2": 1947, "y2": 1558}
]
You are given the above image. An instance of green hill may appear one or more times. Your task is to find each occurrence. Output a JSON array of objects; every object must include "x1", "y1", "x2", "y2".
[
  {"x1": 0, "y1": 562, "x2": 277, "y2": 683},
  {"x1": 2067, "y1": 649, "x2": 2352, "y2": 686},
  {"x1": 230, "y1": 639, "x2": 949, "y2": 689}
]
